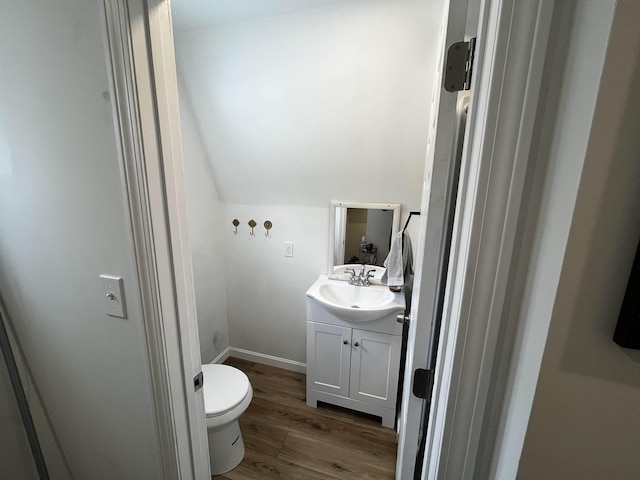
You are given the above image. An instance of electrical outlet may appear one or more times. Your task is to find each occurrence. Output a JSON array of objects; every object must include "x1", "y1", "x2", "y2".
[{"x1": 284, "y1": 241, "x2": 294, "y2": 257}]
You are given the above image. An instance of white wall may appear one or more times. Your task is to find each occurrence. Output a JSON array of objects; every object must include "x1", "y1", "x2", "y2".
[
  {"x1": 223, "y1": 205, "x2": 328, "y2": 363},
  {"x1": 179, "y1": 80, "x2": 230, "y2": 363},
  {"x1": 0, "y1": 361, "x2": 36, "y2": 479},
  {"x1": 175, "y1": 0, "x2": 438, "y2": 208},
  {"x1": 174, "y1": 0, "x2": 441, "y2": 363},
  {"x1": 491, "y1": 0, "x2": 640, "y2": 478},
  {"x1": 517, "y1": 0, "x2": 640, "y2": 477},
  {"x1": 0, "y1": 2, "x2": 163, "y2": 478}
]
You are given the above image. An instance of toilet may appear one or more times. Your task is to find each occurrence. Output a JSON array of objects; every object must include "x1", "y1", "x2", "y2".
[{"x1": 201, "y1": 364, "x2": 253, "y2": 475}]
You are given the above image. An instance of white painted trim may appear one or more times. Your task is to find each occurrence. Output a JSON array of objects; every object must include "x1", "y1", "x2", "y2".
[
  {"x1": 101, "y1": 2, "x2": 183, "y2": 478},
  {"x1": 211, "y1": 345, "x2": 305, "y2": 373},
  {"x1": 422, "y1": 0, "x2": 556, "y2": 478},
  {"x1": 103, "y1": 0, "x2": 210, "y2": 478},
  {"x1": 228, "y1": 347, "x2": 307, "y2": 373},
  {"x1": 211, "y1": 347, "x2": 230, "y2": 365},
  {"x1": 142, "y1": 1, "x2": 211, "y2": 478},
  {"x1": 487, "y1": 2, "x2": 622, "y2": 477},
  {"x1": 396, "y1": 0, "x2": 470, "y2": 477}
]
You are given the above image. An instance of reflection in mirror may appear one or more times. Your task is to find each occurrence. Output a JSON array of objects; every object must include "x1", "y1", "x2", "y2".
[
  {"x1": 343, "y1": 208, "x2": 394, "y2": 265},
  {"x1": 329, "y1": 201, "x2": 401, "y2": 272}
]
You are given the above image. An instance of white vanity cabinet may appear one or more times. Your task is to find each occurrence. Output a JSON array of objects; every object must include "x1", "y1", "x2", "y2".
[
  {"x1": 305, "y1": 275, "x2": 405, "y2": 428},
  {"x1": 305, "y1": 311, "x2": 403, "y2": 428}
]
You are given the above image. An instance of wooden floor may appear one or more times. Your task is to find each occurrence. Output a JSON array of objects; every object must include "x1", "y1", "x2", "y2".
[{"x1": 214, "y1": 357, "x2": 397, "y2": 480}]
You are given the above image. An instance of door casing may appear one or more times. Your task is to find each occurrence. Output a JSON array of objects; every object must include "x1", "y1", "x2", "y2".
[{"x1": 106, "y1": 0, "x2": 560, "y2": 478}]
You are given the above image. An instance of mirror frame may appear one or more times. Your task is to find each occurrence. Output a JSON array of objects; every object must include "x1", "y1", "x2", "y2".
[{"x1": 328, "y1": 201, "x2": 402, "y2": 273}]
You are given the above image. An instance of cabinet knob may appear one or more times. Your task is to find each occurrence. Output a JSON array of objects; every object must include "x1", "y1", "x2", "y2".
[
  {"x1": 343, "y1": 339, "x2": 348, "y2": 345},
  {"x1": 354, "y1": 342, "x2": 360, "y2": 347}
]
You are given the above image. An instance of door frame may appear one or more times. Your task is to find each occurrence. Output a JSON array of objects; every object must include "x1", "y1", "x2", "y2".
[
  {"x1": 102, "y1": 0, "x2": 210, "y2": 478},
  {"x1": 408, "y1": 0, "x2": 556, "y2": 478},
  {"x1": 104, "y1": 0, "x2": 558, "y2": 478},
  {"x1": 395, "y1": 0, "x2": 472, "y2": 476}
]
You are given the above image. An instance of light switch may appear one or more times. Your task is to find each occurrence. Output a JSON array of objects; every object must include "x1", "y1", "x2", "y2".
[
  {"x1": 284, "y1": 241, "x2": 293, "y2": 257},
  {"x1": 100, "y1": 275, "x2": 127, "y2": 318}
]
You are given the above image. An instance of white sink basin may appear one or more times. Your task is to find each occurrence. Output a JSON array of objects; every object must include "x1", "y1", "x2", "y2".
[{"x1": 306, "y1": 276, "x2": 405, "y2": 322}]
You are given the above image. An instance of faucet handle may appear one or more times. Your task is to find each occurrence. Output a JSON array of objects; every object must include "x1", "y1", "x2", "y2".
[
  {"x1": 363, "y1": 269, "x2": 377, "y2": 286},
  {"x1": 345, "y1": 268, "x2": 357, "y2": 285}
]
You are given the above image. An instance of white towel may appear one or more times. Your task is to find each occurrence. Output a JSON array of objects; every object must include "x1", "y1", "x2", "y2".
[{"x1": 382, "y1": 231, "x2": 413, "y2": 287}]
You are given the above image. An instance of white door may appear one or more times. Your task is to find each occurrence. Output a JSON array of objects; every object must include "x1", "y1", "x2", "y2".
[
  {"x1": 397, "y1": 0, "x2": 478, "y2": 478},
  {"x1": 349, "y1": 330, "x2": 402, "y2": 409},
  {"x1": 307, "y1": 322, "x2": 352, "y2": 397}
]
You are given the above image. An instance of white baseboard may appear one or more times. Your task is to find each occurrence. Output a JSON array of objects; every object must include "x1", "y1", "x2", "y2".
[
  {"x1": 227, "y1": 347, "x2": 306, "y2": 373},
  {"x1": 211, "y1": 347, "x2": 230, "y2": 365}
]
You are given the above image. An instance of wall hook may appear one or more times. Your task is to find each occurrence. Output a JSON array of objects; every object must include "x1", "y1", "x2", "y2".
[
  {"x1": 264, "y1": 220, "x2": 273, "y2": 237},
  {"x1": 248, "y1": 219, "x2": 257, "y2": 236},
  {"x1": 232, "y1": 219, "x2": 240, "y2": 234}
]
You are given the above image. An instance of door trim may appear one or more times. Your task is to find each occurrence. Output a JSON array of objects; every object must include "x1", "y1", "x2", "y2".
[
  {"x1": 396, "y1": 0, "x2": 471, "y2": 476},
  {"x1": 102, "y1": 0, "x2": 209, "y2": 478},
  {"x1": 422, "y1": 0, "x2": 556, "y2": 478},
  {"x1": 143, "y1": 1, "x2": 212, "y2": 476}
]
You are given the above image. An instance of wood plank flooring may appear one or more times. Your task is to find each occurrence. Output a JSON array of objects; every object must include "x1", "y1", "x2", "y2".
[{"x1": 214, "y1": 357, "x2": 397, "y2": 480}]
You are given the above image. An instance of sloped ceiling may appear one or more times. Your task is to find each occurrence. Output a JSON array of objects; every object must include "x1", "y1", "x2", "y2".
[{"x1": 173, "y1": 1, "x2": 441, "y2": 207}]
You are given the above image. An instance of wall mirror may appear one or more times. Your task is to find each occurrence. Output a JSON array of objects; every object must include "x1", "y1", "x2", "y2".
[{"x1": 328, "y1": 201, "x2": 401, "y2": 273}]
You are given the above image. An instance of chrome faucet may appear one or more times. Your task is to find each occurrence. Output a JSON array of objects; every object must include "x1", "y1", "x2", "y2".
[
  {"x1": 364, "y1": 270, "x2": 376, "y2": 286},
  {"x1": 346, "y1": 266, "x2": 376, "y2": 286},
  {"x1": 345, "y1": 268, "x2": 357, "y2": 284}
]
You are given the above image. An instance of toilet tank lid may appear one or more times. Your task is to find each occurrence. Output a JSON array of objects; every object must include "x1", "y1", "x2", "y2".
[{"x1": 201, "y1": 364, "x2": 251, "y2": 417}]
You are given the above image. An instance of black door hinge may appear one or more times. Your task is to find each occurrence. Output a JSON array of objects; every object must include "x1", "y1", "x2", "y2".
[{"x1": 444, "y1": 37, "x2": 476, "y2": 92}]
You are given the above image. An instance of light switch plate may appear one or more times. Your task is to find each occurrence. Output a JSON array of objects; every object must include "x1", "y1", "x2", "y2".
[{"x1": 100, "y1": 275, "x2": 127, "y2": 318}]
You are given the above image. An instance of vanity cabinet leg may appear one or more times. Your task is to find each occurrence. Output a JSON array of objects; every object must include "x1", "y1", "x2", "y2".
[{"x1": 306, "y1": 393, "x2": 318, "y2": 408}]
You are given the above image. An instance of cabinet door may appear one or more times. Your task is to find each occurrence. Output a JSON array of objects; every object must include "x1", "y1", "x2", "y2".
[
  {"x1": 307, "y1": 322, "x2": 352, "y2": 397},
  {"x1": 349, "y1": 329, "x2": 401, "y2": 408}
]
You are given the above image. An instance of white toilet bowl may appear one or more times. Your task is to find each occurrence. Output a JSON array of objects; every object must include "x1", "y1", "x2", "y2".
[{"x1": 201, "y1": 364, "x2": 253, "y2": 475}]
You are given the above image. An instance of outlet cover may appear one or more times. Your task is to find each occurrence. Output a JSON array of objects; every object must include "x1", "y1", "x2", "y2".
[{"x1": 284, "y1": 241, "x2": 293, "y2": 257}]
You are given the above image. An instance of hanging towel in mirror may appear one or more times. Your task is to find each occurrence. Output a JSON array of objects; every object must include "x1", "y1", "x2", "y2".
[{"x1": 382, "y1": 231, "x2": 413, "y2": 287}]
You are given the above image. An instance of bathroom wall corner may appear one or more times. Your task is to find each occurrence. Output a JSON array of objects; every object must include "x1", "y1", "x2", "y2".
[{"x1": 178, "y1": 78, "x2": 230, "y2": 364}]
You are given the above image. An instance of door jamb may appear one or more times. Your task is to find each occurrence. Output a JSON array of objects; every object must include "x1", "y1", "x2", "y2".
[
  {"x1": 421, "y1": 0, "x2": 555, "y2": 478},
  {"x1": 102, "y1": 0, "x2": 210, "y2": 478},
  {"x1": 396, "y1": 0, "x2": 471, "y2": 476}
]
